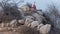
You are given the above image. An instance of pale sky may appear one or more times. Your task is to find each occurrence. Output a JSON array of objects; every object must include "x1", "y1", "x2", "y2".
[
  {"x1": 25, "y1": 0, "x2": 60, "y2": 10},
  {"x1": 0, "y1": 0, "x2": 60, "y2": 10}
]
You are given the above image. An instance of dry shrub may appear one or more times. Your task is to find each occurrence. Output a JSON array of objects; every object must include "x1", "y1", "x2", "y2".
[
  {"x1": 0, "y1": 0, "x2": 24, "y2": 23},
  {"x1": 43, "y1": 4, "x2": 60, "y2": 34}
]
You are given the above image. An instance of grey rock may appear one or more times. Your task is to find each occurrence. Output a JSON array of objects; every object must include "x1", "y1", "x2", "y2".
[
  {"x1": 32, "y1": 13, "x2": 44, "y2": 23},
  {"x1": 24, "y1": 18, "x2": 33, "y2": 26},
  {"x1": 30, "y1": 21, "x2": 39, "y2": 28},
  {"x1": 37, "y1": 23, "x2": 44, "y2": 30},
  {"x1": 18, "y1": 20, "x2": 24, "y2": 25},
  {"x1": 26, "y1": 16, "x2": 34, "y2": 20},
  {"x1": 37, "y1": 11, "x2": 43, "y2": 16},
  {"x1": 39, "y1": 24, "x2": 51, "y2": 34}
]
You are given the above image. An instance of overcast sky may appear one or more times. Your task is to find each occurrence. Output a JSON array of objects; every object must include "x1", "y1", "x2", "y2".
[
  {"x1": 0, "y1": 0, "x2": 60, "y2": 11},
  {"x1": 24, "y1": 0, "x2": 60, "y2": 10}
]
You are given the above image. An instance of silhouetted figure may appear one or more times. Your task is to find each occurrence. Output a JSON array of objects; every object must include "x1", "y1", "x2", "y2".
[{"x1": 32, "y1": 1, "x2": 36, "y2": 10}]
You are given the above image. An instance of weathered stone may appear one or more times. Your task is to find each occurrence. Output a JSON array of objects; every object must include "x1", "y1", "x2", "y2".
[
  {"x1": 10, "y1": 19, "x2": 16, "y2": 25},
  {"x1": 32, "y1": 13, "x2": 43, "y2": 24},
  {"x1": 10, "y1": 19, "x2": 17, "y2": 27},
  {"x1": 0, "y1": 23, "x2": 10, "y2": 27},
  {"x1": 21, "y1": 6, "x2": 31, "y2": 16},
  {"x1": 25, "y1": 18, "x2": 33, "y2": 26},
  {"x1": 37, "y1": 11, "x2": 43, "y2": 16},
  {"x1": 18, "y1": 20, "x2": 24, "y2": 25},
  {"x1": 0, "y1": 23, "x2": 5, "y2": 27},
  {"x1": 18, "y1": 8, "x2": 25, "y2": 18},
  {"x1": 27, "y1": 23, "x2": 31, "y2": 27},
  {"x1": 39, "y1": 24, "x2": 51, "y2": 34},
  {"x1": 26, "y1": 16, "x2": 34, "y2": 20},
  {"x1": 37, "y1": 23, "x2": 44, "y2": 30},
  {"x1": 5, "y1": 23, "x2": 10, "y2": 27},
  {"x1": 30, "y1": 21, "x2": 39, "y2": 28},
  {"x1": 22, "y1": 5, "x2": 30, "y2": 11}
]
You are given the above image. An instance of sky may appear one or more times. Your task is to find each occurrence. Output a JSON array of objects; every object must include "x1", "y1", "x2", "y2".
[
  {"x1": 24, "y1": 0, "x2": 60, "y2": 10},
  {"x1": 0, "y1": 0, "x2": 60, "y2": 11}
]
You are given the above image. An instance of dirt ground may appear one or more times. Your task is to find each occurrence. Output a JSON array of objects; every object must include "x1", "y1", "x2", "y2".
[{"x1": 0, "y1": 25, "x2": 40, "y2": 34}]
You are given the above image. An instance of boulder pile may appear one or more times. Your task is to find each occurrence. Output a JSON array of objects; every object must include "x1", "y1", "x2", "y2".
[{"x1": 0, "y1": 3, "x2": 52, "y2": 34}]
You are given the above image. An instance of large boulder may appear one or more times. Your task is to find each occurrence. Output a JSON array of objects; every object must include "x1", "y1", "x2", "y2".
[
  {"x1": 10, "y1": 19, "x2": 17, "y2": 27},
  {"x1": 37, "y1": 11, "x2": 43, "y2": 16},
  {"x1": 10, "y1": 19, "x2": 16, "y2": 25},
  {"x1": 26, "y1": 16, "x2": 34, "y2": 20},
  {"x1": 37, "y1": 23, "x2": 44, "y2": 30},
  {"x1": 18, "y1": 8, "x2": 25, "y2": 18},
  {"x1": 30, "y1": 21, "x2": 39, "y2": 28},
  {"x1": 39, "y1": 24, "x2": 51, "y2": 34},
  {"x1": 24, "y1": 18, "x2": 33, "y2": 26},
  {"x1": 22, "y1": 5, "x2": 30, "y2": 12},
  {"x1": 18, "y1": 19, "x2": 25, "y2": 25},
  {"x1": 32, "y1": 13, "x2": 44, "y2": 23},
  {"x1": 0, "y1": 23, "x2": 5, "y2": 27}
]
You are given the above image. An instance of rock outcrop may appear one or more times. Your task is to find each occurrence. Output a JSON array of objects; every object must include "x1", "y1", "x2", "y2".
[
  {"x1": 30, "y1": 21, "x2": 39, "y2": 28},
  {"x1": 39, "y1": 24, "x2": 51, "y2": 34},
  {"x1": 0, "y1": 3, "x2": 53, "y2": 34}
]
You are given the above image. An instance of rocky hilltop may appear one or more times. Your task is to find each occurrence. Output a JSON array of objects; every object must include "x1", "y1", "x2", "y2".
[{"x1": 0, "y1": 3, "x2": 60, "y2": 34}]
